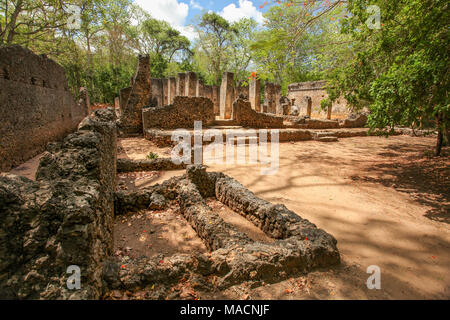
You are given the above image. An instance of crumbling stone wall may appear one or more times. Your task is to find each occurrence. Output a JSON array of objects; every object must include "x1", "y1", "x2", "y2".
[
  {"x1": 0, "y1": 45, "x2": 87, "y2": 172},
  {"x1": 0, "y1": 108, "x2": 117, "y2": 299},
  {"x1": 111, "y1": 166, "x2": 340, "y2": 291},
  {"x1": 232, "y1": 98, "x2": 284, "y2": 128},
  {"x1": 142, "y1": 96, "x2": 214, "y2": 129},
  {"x1": 119, "y1": 55, "x2": 151, "y2": 134},
  {"x1": 287, "y1": 81, "x2": 349, "y2": 117}
]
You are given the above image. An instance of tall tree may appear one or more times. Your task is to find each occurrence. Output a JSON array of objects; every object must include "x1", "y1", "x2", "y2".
[{"x1": 328, "y1": 0, "x2": 449, "y2": 155}]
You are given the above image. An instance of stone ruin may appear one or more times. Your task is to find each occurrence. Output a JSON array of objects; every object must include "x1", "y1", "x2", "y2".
[
  {"x1": 0, "y1": 45, "x2": 88, "y2": 172},
  {"x1": 0, "y1": 49, "x2": 389, "y2": 300},
  {"x1": 0, "y1": 107, "x2": 340, "y2": 299}
]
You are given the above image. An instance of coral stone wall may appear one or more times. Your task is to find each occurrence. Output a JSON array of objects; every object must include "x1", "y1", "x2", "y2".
[
  {"x1": 142, "y1": 96, "x2": 215, "y2": 129},
  {"x1": 287, "y1": 81, "x2": 349, "y2": 117},
  {"x1": 0, "y1": 45, "x2": 87, "y2": 172},
  {"x1": 0, "y1": 108, "x2": 117, "y2": 300},
  {"x1": 232, "y1": 98, "x2": 284, "y2": 128}
]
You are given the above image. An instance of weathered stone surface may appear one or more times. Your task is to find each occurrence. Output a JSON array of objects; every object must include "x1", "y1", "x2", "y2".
[
  {"x1": 176, "y1": 73, "x2": 186, "y2": 97},
  {"x1": 220, "y1": 72, "x2": 234, "y2": 119},
  {"x1": 168, "y1": 77, "x2": 176, "y2": 104},
  {"x1": 0, "y1": 45, "x2": 87, "y2": 172},
  {"x1": 0, "y1": 108, "x2": 117, "y2": 299},
  {"x1": 151, "y1": 78, "x2": 163, "y2": 107},
  {"x1": 288, "y1": 81, "x2": 349, "y2": 116},
  {"x1": 162, "y1": 78, "x2": 169, "y2": 105},
  {"x1": 211, "y1": 85, "x2": 221, "y2": 116},
  {"x1": 231, "y1": 98, "x2": 284, "y2": 128},
  {"x1": 120, "y1": 55, "x2": 151, "y2": 134},
  {"x1": 340, "y1": 113, "x2": 368, "y2": 128},
  {"x1": 111, "y1": 166, "x2": 340, "y2": 292},
  {"x1": 249, "y1": 78, "x2": 261, "y2": 112},
  {"x1": 185, "y1": 72, "x2": 197, "y2": 97},
  {"x1": 142, "y1": 96, "x2": 214, "y2": 129}
]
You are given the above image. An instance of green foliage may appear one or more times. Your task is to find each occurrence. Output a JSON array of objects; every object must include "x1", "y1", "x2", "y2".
[
  {"x1": 328, "y1": 0, "x2": 449, "y2": 154},
  {"x1": 146, "y1": 152, "x2": 159, "y2": 160}
]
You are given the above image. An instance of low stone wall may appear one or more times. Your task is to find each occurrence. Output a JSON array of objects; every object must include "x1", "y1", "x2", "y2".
[
  {"x1": 142, "y1": 96, "x2": 214, "y2": 129},
  {"x1": 232, "y1": 98, "x2": 284, "y2": 128},
  {"x1": 0, "y1": 108, "x2": 117, "y2": 299},
  {"x1": 0, "y1": 45, "x2": 87, "y2": 172},
  {"x1": 111, "y1": 166, "x2": 340, "y2": 291}
]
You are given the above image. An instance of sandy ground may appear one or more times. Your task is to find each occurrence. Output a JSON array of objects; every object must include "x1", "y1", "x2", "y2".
[
  {"x1": 114, "y1": 204, "x2": 208, "y2": 260},
  {"x1": 117, "y1": 135, "x2": 450, "y2": 300}
]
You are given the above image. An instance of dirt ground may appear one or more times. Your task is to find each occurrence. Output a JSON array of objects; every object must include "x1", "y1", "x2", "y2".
[
  {"x1": 117, "y1": 135, "x2": 450, "y2": 300},
  {"x1": 114, "y1": 203, "x2": 208, "y2": 260}
]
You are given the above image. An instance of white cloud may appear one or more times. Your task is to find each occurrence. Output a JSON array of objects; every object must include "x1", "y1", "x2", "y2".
[
  {"x1": 175, "y1": 25, "x2": 198, "y2": 42},
  {"x1": 134, "y1": 0, "x2": 189, "y2": 27},
  {"x1": 220, "y1": 0, "x2": 264, "y2": 24},
  {"x1": 190, "y1": 0, "x2": 203, "y2": 10}
]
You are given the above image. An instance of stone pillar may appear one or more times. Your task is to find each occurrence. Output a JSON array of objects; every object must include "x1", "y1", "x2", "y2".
[
  {"x1": 274, "y1": 84, "x2": 282, "y2": 115},
  {"x1": 203, "y1": 85, "x2": 213, "y2": 101},
  {"x1": 327, "y1": 105, "x2": 333, "y2": 120},
  {"x1": 185, "y1": 72, "x2": 197, "y2": 97},
  {"x1": 176, "y1": 73, "x2": 186, "y2": 96},
  {"x1": 305, "y1": 96, "x2": 312, "y2": 118},
  {"x1": 168, "y1": 77, "x2": 176, "y2": 104},
  {"x1": 151, "y1": 78, "x2": 163, "y2": 107},
  {"x1": 114, "y1": 97, "x2": 120, "y2": 117},
  {"x1": 264, "y1": 82, "x2": 275, "y2": 114},
  {"x1": 121, "y1": 54, "x2": 151, "y2": 133},
  {"x1": 220, "y1": 72, "x2": 234, "y2": 119},
  {"x1": 212, "y1": 85, "x2": 220, "y2": 116},
  {"x1": 162, "y1": 78, "x2": 169, "y2": 105},
  {"x1": 249, "y1": 78, "x2": 261, "y2": 112},
  {"x1": 196, "y1": 79, "x2": 205, "y2": 97},
  {"x1": 79, "y1": 87, "x2": 90, "y2": 114},
  {"x1": 119, "y1": 87, "x2": 131, "y2": 114}
]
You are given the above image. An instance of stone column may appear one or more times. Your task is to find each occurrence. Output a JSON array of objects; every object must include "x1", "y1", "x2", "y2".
[
  {"x1": 151, "y1": 78, "x2": 163, "y2": 107},
  {"x1": 79, "y1": 87, "x2": 90, "y2": 114},
  {"x1": 249, "y1": 78, "x2": 261, "y2": 112},
  {"x1": 212, "y1": 85, "x2": 220, "y2": 116},
  {"x1": 196, "y1": 79, "x2": 205, "y2": 97},
  {"x1": 274, "y1": 84, "x2": 282, "y2": 115},
  {"x1": 168, "y1": 77, "x2": 176, "y2": 104},
  {"x1": 203, "y1": 85, "x2": 213, "y2": 101},
  {"x1": 185, "y1": 72, "x2": 197, "y2": 97},
  {"x1": 220, "y1": 72, "x2": 234, "y2": 119},
  {"x1": 176, "y1": 73, "x2": 186, "y2": 96},
  {"x1": 264, "y1": 82, "x2": 275, "y2": 114},
  {"x1": 120, "y1": 54, "x2": 151, "y2": 133},
  {"x1": 162, "y1": 78, "x2": 169, "y2": 106},
  {"x1": 305, "y1": 96, "x2": 312, "y2": 118}
]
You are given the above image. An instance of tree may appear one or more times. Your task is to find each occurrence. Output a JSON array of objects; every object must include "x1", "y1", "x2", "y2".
[
  {"x1": 0, "y1": 0, "x2": 73, "y2": 45},
  {"x1": 328, "y1": 0, "x2": 449, "y2": 156},
  {"x1": 251, "y1": 0, "x2": 349, "y2": 91},
  {"x1": 193, "y1": 12, "x2": 236, "y2": 85}
]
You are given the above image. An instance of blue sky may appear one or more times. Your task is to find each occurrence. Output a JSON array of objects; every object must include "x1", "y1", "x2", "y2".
[{"x1": 133, "y1": 0, "x2": 269, "y2": 40}]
